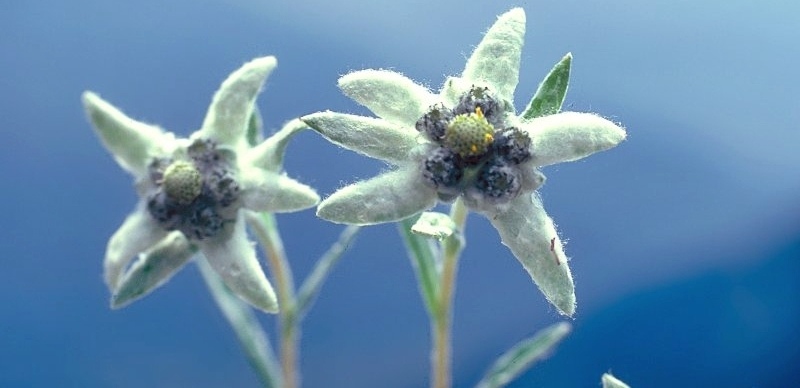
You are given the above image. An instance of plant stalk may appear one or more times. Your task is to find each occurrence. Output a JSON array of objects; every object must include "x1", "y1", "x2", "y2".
[
  {"x1": 249, "y1": 212, "x2": 299, "y2": 388},
  {"x1": 431, "y1": 199, "x2": 468, "y2": 388}
]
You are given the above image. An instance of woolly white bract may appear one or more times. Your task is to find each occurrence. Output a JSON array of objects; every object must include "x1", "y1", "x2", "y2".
[
  {"x1": 303, "y1": 9, "x2": 626, "y2": 316},
  {"x1": 84, "y1": 56, "x2": 320, "y2": 312}
]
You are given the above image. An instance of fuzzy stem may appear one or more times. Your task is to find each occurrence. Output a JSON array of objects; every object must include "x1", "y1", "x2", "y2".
[
  {"x1": 248, "y1": 212, "x2": 299, "y2": 388},
  {"x1": 432, "y1": 198, "x2": 468, "y2": 388}
]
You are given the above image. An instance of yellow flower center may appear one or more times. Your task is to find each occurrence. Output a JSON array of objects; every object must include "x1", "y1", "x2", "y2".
[
  {"x1": 443, "y1": 107, "x2": 494, "y2": 157},
  {"x1": 162, "y1": 161, "x2": 202, "y2": 205}
]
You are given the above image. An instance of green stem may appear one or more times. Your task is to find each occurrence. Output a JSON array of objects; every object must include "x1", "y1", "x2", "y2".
[
  {"x1": 247, "y1": 212, "x2": 299, "y2": 388},
  {"x1": 296, "y1": 225, "x2": 360, "y2": 318},
  {"x1": 399, "y1": 216, "x2": 440, "y2": 316},
  {"x1": 432, "y1": 198, "x2": 468, "y2": 388}
]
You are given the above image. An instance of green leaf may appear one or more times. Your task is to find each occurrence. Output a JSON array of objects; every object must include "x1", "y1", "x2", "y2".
[
  {"x1": 398, "y1": 215, "x2": 441, "y2": 316},
  {"x1": 197, "y1": 257, "x2": 282, "y2": 388},
  {"x1": 476, "y1": 322, "x2": 572, "y2": 388},
  {"x1": 521, "y1": 53, "x2": 572, "y2": 120},
  {"x1": 296, "y1": 225, "x2": 360, "y2": 318}
]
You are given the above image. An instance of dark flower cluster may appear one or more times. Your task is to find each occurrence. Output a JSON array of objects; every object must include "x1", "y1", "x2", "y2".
[
  {"x1": 416, "y1": 87, "x2": 532, "y2": 203},
  {"x1": 146, "y1": 139, "x2": 240, "y2": 240}
]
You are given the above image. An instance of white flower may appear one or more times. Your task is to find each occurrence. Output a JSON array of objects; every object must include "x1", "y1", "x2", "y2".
[
  {"x1": 302, "y1": 9, "x2": 626, "y2": 316},
  {"x1": 84, "y1": 56, "x2": 320, "y2": 312}
]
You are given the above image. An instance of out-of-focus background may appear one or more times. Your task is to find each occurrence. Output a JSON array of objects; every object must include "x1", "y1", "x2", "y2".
[{"x1": 2, "y1": 0, "x2": 798, "y2": 386}]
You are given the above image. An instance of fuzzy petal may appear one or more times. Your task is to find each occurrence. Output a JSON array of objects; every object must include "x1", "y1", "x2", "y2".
[
  {"x1": 338, "y1": 69, "x2": 438, "y2": 127},
  {"x1": 317, "y1": 167, "x2": 437, "y2": 225},
  {"x1": 197, "y1": 56, "x2": 277, "y2": 149},
  {"x1": 523, "y1": 112, "x2": 626, "y2": 167},
  {"x1": 246, "y1": 118, "x2": 307, "y2": 172},
  {"x1": 104, "y1": 205, "x2": 169, "y2": 291},
  {"x1": 201, "y1": 215, "x2": 278, "y2": 313},
  {"x1": 239, "y1": 168, "x2": 320, "y2": 212},
  {"x1": 462, "y1": 8, "x2": 526, "y2": 104},
  {"x1": 602, "y1": 373, "x2": 631, "y2": 388},
  {"x1": 82, "y1": 91, "x2": 176, "y2": 177},
  {"x1": 302, "y1": 111, "x2": 419, "y2": 164},
  {"x1": 439, "y1": 76, "x2": 472, "y2": 108},
  {"x1": 112, "y1": 232, "x2": 196, "y2": 309},
  {"x1": 487, "y1": 193, "x2": 576, "y2": 316}
]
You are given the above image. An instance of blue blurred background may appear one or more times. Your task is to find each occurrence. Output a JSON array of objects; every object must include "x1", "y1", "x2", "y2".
[{"x1": 2, "y1": 0, "x2": 798, "y2": 386}]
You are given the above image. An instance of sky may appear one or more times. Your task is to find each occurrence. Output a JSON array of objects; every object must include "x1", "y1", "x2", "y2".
[{"x1": 1, "y1": 0, "x2": 798, "y2": 387}]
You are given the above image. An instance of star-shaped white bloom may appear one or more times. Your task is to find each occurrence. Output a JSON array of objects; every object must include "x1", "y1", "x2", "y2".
[
  {"x1": 302, "y1": 9, "x2": 626, "y2": 316},
  {"x1": 84, "y1": 56, "x2": 320, "y2": 312}
]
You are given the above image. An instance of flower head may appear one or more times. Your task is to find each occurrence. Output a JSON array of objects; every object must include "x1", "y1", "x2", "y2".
[
  {"x1": 302, "y1": 9, "x2": 626, "y2": 316},
  {"x1": 84, "y1": 56, "x2": 320, "y2": 312}
]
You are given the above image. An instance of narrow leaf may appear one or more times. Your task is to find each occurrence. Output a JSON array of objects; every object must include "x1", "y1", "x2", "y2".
[
  {"x1": 476, "y1": 322, "x2": 572, "y2": 388},
  {"x1": 197, "y1": 257, "x2": 282, "y2": 388},
  {"x1": 602, "y1": 373, "x2": 631, "y2": 388},
  {"x1": 521, "y1": 53, "x2": 572, "y2": 120},
  {"x1": 398, "y1": 215, "x2": 441, "y2": 316},
  {"x1": 296, "y1": 225, "x2": 361, "y2": 318}
]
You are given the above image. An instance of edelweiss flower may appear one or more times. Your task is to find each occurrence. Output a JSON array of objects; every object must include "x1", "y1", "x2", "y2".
[
  {"x1": 302, "y1": 9, "x2": 625, "y2": 316},
  {"x1": 84, "y1": 56, "x2": 319, "y2": 312}
]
